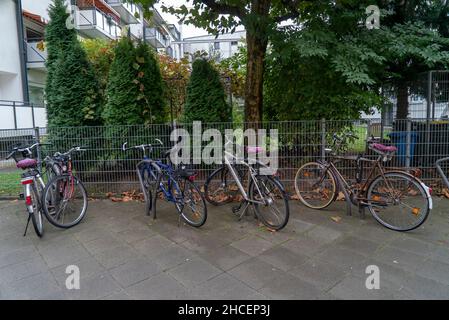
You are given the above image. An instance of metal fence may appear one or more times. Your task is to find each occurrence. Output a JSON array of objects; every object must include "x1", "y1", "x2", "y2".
[{"x1": 1, "y1": 119, "x2": 448, "y2": 198}]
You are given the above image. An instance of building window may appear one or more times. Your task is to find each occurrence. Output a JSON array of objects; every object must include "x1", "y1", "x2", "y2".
[
  {"x1": 214, "y1": 42, "x2": 220, "y2": 50},
  {"x1": 29, "y1": 86, "x2": 45, "y2": 106},
  {"x1": 231, "y1": 41, "x2": 238, "y2": 46}
]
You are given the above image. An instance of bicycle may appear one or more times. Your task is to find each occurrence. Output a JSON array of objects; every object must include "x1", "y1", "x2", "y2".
[
  {"x1": 122, "y1": 140, "x2": 207, "y2": 228},
  {"x1": 41, "y1": 146, "x2": 88, "y2": 228},
  {"x1": 204, "y1": 137, "x2": 290, "y2": 231},
  {"x1": 435, "y1": 157, "x2": 449, "y2": 190},
  {"x1": 294, "y1": 132, "x2": 433, "y2": 232},
  {"x1": 6, "y1": 143, "x2": 47, "y2": 237}
]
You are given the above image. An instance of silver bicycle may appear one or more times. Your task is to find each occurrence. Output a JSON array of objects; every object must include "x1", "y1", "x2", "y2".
[{"x1": 204, "y1": 138, "x2": 290, "y2": 230}]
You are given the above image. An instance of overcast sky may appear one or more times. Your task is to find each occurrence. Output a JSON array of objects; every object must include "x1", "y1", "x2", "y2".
[{"x1": 155, "y1": 0, "x2": 245, "y2": 39}]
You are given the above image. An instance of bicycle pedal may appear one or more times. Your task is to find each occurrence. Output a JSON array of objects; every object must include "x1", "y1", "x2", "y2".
[{"x1": 232, "y1": 205, "x2": 242, "y2": 213}]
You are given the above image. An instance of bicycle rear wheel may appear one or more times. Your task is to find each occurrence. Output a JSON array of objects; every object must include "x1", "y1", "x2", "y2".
[
  {"x1": 30, "y1": 183, "x2": 44, "y2": 237},
  {"x1": 366, "y1": 172, "x2": 430, "y2": 231},
  {"x1": 249, "y1": 175, "x2": 289, "y2": 231},
  {"x1": 294, "y1": 162, "x2": 337, "y2": 209},
  {"x1": 175, "y1": 178, "x2": 207, "y2": 227},
  {"x1": 43, "y1": 174, "x2": 88, "y2": 228}
]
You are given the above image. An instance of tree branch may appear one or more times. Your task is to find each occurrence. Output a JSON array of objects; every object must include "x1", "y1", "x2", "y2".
[
  {"x1": 199, "y1": 0, "x2": 246, "y2": 18},
  {"x1": 274, "y1": 0, "x2": 300, "y2": 23}
]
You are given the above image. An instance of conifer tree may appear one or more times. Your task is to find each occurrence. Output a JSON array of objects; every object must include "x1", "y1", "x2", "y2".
[
  {"x1": 103, "y1": 38, "x2": 141, "y2": 125},
  {"x1": 135, "y1": 42, "x2": 166, "y2": 124},
  {"x1": 183, "y1": 59, "x2": 231, "y2": 123}
]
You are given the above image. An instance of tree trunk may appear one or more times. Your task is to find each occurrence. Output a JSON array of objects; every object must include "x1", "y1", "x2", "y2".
[
  {"x1": 244, "y1": 31, "x2": 268, "y2": 124},
  {"x1": 396, "y1": 81, "x2": 409, "y2": 120}
]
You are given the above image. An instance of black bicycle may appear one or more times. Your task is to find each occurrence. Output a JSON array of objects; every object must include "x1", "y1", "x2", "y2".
[
  {"x1": 123, "y1": 141, "x2": 207, "y2": 227},
  {"x1": 42, "y1": 146, "x2": 88, "y2": 228}
]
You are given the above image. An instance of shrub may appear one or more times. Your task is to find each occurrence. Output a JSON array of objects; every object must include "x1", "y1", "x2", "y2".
[
  {"x1": 135, "y1": 42, "x2": 166, "y2": 124},
  {"x1": 102, "y1": 38, "x2": 141, "y2": 125},
  {"x1": 183, "y1": 59, "x2": 232, "y2": 123}
]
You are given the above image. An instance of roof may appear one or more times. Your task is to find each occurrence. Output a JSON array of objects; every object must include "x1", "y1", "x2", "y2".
[
  {"x1": 183, "y1": 30, "x2": 246, "y2": 40},
  {"x1": 22, "y1": 10, "x2": 48, "y2": 26}
]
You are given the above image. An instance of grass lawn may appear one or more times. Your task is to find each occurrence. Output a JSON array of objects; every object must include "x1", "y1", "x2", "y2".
[
  {"x1": 346, "y1": 124, "x2": 393, "y2": 153},
  {"x1": 0, "y1": 170, "x2": 22, "y2": 197}
]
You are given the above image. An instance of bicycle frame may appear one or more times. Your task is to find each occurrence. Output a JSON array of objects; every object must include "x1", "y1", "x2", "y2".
[
  {"x1": 223, "y1": 149, "x2": 267, "y2": 206},
  {"x1": 316, "y1": 154, "x2": 398, "y2": 216},
  {"x1": 436, "y1": 157, "x2": 449, "y2": 189},
  {"x1": 135, "y1": 152, "x2": 184, "y2": 218},
  {"x1": 21, "y1": 170, "x2": 45, "y2": 215}
]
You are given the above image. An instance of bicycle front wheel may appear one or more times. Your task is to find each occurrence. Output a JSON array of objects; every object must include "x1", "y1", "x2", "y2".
[
  {"x1": 43, "y1": 174, "x2": 88, "y2": 228},
  {"x1": 366, "y1": 172, "x2": 430, "y2": 232},
  {"x1": 204, "y1": 166, "x2": 242, "y2": 206},
  {"x1": 294, "y1": 162, "x2": 337, "y2": 209},
  {"x1": 250, "y1": 175, "x2": 289, "y2": 231}
]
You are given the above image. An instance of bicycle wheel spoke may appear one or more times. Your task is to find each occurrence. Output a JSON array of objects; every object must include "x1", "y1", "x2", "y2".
[
  {"x1": 295, "y1": 162, "x2": 336, "y2": 209},
  {"x1": 367, "y1": 173, "x2": 429, "y2": 231}
]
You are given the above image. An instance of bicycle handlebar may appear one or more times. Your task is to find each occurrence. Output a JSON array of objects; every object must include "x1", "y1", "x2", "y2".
[
  {"x1": 122, "y1": 140, "x2": 164, "y2": 153},
  {"x1": 333, "y1": 132, "x2": 358, "y2": 142},
  {"x1": 6, "y1": 142, "x2": 50, "y2": 160}
]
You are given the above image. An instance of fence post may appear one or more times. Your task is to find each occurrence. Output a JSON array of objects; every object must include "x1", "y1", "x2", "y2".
[
  {"x1": 34, "y1": 126, "x2": 42, "y2": 172},
  {"x1": 366, "y1": 119, "x2": 372, "y2": 139},
  {"x1": 31, "y1": 103, "x2": 36, "y2": 128},
  {"x1": 13, "y1": 101, "x2": 18, "y2": 129},
  {"x1": 321, "y1": 118, "x2": 326, "y2": 160},
  {"x1": 405, "y1": 118, "x2": 411, "y2": 169}
]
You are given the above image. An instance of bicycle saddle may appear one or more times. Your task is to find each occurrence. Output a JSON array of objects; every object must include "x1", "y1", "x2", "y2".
[
  {"x1": 246, "y1": 146, "x2": 264, "y2": 154},
  {"x1": 16, "y1": 158, "x2": 37, "y2": 169},
  {"x1": 370, "y1": 143, "x2": 397, "y2": 154},
  {"x1": 174, "y1": 165, "x2": 196, "y2": 179}
]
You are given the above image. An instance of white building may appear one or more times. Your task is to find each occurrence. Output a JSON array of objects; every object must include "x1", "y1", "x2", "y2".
[
  {"x1": 0, "y1": 0, "x2": 181, "y2": 129},
  {"x1": 180, "y1": 30, "x2": 246, "y2": 61}
]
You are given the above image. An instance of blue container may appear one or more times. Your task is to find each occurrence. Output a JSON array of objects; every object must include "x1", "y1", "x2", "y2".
[{"x1": 388, "y1": 132, "x2": 418, "y2": 165}]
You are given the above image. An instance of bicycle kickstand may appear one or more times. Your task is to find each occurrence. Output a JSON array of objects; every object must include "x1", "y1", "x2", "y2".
[
  {"x1": 232, "y1": 201, "x2": 250, "y2": 220},
  {"x1": 23, "y1": 215, "x2": 31, "y2": 237}
]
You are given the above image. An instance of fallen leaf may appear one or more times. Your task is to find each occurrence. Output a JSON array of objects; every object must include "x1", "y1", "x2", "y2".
[
  {"x1": 290, "y1": 194, "x2": 300, "y2": 200},
  {"x1": 331, "y1": 216, "x2": 342, "y2": 223},
  {"x1": 443, "y1": 188, "x2": 449, "y2": 199},
  {"x1": 336, "y1": 192, "x2": 345, "y2": 201}
]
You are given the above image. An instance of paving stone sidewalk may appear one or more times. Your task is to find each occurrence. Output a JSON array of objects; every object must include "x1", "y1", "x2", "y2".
[{"x1": 0, "y1": 196, "x2": 449, "y2": 300}]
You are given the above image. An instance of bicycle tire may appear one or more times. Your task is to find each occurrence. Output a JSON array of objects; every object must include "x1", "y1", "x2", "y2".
[
  {"x1": 366, "y1": 171, "x2": 431, "y2": 232},
  {"x1": 42, "y1": 174, "x2": 88, "y2": 229},
  {"x1": 294, "y1": 162, "x2": 337, "y2": 209},
  {"x1": 176, "y1": 178, "x2": 208, "y2": 227},
  {"x1": 249, "y1": 175, "x2": 290, "y2": 231},
  {"x1": 30, "y1": 183, "x2": 44, "y2": 237},
  {"x1": 204, "y1": 165, "x2": 245, "y2": 206}
]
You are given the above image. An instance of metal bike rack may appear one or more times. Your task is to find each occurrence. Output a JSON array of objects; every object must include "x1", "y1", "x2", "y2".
[
  {"x1": 136, "y1": 159, "x2": 162, "y2": 218},
  {"x1": 436, "y1": 157, "x2": 449, "y2": 189}
]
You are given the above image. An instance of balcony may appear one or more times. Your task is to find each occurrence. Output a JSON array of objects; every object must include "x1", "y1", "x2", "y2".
[
  {"x1": 26, "y1": 40, "x2": 47, "y2": 70},
  {"x1": 145, "y1": 27, "x2": 168, "y2": 48},
  {"x1": 75, "y1": 7, "x2": 122, "y2": 39},
  {"x1": 105, "y1": 0, "x2": 140, "y2": 24},
  {"x1": 74, "y1": 0, "x2": 122, "y2": 39}
]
